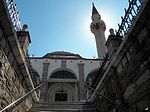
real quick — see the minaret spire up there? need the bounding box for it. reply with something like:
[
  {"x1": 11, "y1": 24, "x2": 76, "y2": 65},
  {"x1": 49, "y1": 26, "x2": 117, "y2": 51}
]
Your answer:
[
  {"x1": 92, "y1": 3, "x2": 100, "y2": 16},
  {"x1": 90, "y1": 3, "x2": 107, "y2": 59}
]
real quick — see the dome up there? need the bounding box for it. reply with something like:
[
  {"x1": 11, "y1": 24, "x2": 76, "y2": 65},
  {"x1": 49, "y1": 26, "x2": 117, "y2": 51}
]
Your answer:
[{"x1": 43, "y1": 51, "x2": 82, "y2": 59}]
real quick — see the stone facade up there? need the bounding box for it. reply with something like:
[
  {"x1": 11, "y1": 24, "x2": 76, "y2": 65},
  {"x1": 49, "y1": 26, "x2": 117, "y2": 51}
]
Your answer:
[
  {"x1": 1, "y1": 0, "x2": 150, "y2": 111},
  {"x1": 0, "y1": 0, "x2": 38, "y2": 111},
  {"x1": 89, "y1": 0, "x2": 150, "y2": 112},
  {"x1": 0, "y1": 48, "x2": 32, "y2": 111},
  {"x1": 30, "y1": 52, "x2": 102, "y2": 102}
]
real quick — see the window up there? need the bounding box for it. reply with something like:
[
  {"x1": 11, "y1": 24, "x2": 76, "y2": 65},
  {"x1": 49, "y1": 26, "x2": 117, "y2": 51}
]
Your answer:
[{"x1": 61, "y1": 60, "x2": 66, "y2": 68}]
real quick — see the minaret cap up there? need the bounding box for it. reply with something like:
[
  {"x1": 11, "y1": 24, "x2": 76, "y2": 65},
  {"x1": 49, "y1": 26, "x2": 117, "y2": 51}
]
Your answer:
[{"x1": 92, "y1": 3, "x2": 100, "y2": 16}]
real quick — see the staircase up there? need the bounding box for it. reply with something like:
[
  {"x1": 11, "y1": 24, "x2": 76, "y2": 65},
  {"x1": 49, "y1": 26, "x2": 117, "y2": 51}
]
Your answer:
[{"x1": 30, "y1": 101, "x2": 96, "y2": 112}]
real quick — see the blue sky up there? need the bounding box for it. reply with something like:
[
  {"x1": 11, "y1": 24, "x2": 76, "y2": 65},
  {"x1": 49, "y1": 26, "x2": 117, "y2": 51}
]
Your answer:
[{"x1": 14, "y1": 0, "x2": 128, "y2": 58}]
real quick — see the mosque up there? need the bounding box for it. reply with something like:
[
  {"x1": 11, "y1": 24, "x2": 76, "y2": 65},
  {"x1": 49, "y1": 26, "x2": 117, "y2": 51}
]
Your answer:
[
  {"x1": 0, "y1": 0, "x2": 150, "y2": 112},
  {"x1": 30, "y1": 4, "x2": 106, "y2": 103}
]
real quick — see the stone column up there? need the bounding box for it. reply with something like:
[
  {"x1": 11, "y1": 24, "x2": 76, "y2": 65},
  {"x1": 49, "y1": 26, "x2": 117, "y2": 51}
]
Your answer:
[
  {"x1": 40, "y1": 63, "x2": 50, "y2": 101},
  {"x1": 74, "y1": 82, "x2": 78, "y2": 101},
  {"x1": 78, "y1": 63, "x2": 86, "y2": 101}
]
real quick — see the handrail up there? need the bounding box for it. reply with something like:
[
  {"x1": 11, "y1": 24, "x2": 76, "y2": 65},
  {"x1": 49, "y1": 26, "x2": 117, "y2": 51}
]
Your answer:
[
  {"x1": 5, "y1": 0, "x2": 21, "y2": 31},
  {"x1": 116, "y1": 0, "x2": 143, "y2": 37},
  {"x1": 91, "y1": 53, "x2": 109, "y2": 89},
  {"x1": 0, "y1": 81, "x2": 47, "y2": 112},
  {"x1": 85, "y1": 84, "x2": 130, "y2": 112}
]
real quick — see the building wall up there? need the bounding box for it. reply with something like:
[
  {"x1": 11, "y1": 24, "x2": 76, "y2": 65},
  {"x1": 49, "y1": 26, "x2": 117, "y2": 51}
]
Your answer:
[
  {"x1": 30, "y1": 57, "x2": 102, "y2": 102},
  {"x1": 0, "y1": 47, "x2": 32, "y2": 111},
  {"x1": 0, "y1": 0, "x2": 38, "y2": 111},
  {"x1": 30, "y1": 58, "x2": 102, "y2": 81}
]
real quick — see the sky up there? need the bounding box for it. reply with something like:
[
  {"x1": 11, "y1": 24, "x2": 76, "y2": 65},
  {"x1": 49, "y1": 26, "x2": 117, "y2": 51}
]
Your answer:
[{"x1": 14, "y1": 0, "x2": 128, "y2": 59}]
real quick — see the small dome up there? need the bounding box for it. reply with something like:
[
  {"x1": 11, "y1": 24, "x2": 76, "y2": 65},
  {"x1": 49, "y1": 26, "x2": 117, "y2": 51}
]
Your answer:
[{"x1": 43, "y1": 51, "x2": 82, "y2": 59}]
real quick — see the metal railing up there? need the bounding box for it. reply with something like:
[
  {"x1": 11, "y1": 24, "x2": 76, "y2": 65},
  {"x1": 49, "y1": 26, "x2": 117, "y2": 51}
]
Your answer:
[
  {"x1": 91, "y1": 54, "x2": 109, "y2": 90},
  {"x1": 0, "y1": 81, "x2": 47, "y2": 112},
  {"x1": 90, "y1": 0, "x2": 144, "y2": 89},
  {"x1": 85, "y1": 84, "x2": 129, "y2": 112},
  {"x1": 26, "y1": 52, "x2": 40, "y2": 87},
  {"x1": 5, "y1": 0, "x2": 21, "y2": 31},
  {"x1": 116, "y1": 0, "x2": 144, "y2": 37}
]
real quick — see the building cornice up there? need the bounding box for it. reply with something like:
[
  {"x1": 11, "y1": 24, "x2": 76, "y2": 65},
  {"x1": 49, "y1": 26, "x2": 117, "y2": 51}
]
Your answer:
[{"x1": 30, "y1": 57, "x2": 103, "y2": 61}]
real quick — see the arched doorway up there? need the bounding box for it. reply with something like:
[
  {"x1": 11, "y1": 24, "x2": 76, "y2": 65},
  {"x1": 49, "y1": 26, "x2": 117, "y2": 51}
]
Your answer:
[
  {"x1": 48, "y1": 70, "x2": 78, "y2": 102},
  {"x1": 48, "y1": 83, "x2": 75, "y2": 102}
]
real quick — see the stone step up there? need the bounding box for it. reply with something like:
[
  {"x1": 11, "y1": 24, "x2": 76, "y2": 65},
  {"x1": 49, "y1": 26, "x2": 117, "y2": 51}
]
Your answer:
[{"x1": 30, "y1": 101, "x2": 96, "y2": 112}]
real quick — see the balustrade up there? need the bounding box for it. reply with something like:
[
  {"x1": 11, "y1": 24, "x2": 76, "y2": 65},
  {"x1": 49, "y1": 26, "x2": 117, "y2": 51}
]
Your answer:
[
  {"x1": 6, "y1": 0, "x2": 21, "y2": 31},
  {"x1": 116, "y1": 0, "x2": 143, "y2": 37}
]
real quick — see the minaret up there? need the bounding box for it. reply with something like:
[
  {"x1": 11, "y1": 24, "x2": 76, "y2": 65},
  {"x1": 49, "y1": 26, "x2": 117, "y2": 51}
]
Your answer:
[{"x1": 90, "y1": 3, "x2": 107, "y2": 59}]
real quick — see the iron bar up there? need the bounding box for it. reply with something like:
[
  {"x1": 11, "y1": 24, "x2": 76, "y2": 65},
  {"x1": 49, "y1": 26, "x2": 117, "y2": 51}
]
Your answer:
[
  {"x1": 132, "y1": 5, "x2": 137, "y2": 15},
  {"x1": 0, "y1": 81, "x2": 47, "y2": 112},
  {"x1": 85, "y1": 84, "x2": 130, "y2": 112},
  {"x1": 138, "y1": 0, "x2": 143, "y2": 4},
  {"x1": 5, "y1": 0, "x2": 21, "y2": 31},
  {"x1": 116, "y1": 0, "x2": 143, "y2": 37}
]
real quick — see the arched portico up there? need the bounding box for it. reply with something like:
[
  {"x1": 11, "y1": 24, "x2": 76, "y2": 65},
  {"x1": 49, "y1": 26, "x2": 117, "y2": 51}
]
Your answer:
[
  {"x1": 48, "y1": 68, "x2": 78, "y2": 80},
  {"x1": 48, "y1": 83, "x2": 75, "y2": 102},
  {"x1": 47, "y1": 69, "x2": 78, "y2": 102},
  {"x1": 86, "y1": 69, "x2": 98, "y2": 85}
]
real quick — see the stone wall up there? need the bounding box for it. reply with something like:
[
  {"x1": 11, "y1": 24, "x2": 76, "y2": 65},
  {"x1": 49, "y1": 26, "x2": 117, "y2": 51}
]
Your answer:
[
  {"x1": 90, "y1": 0, "x2": 150, "y2": 112},
  {"x1": 0, "y1": 47, "x2": 32, "y2": 111},
  {"x1": 0, "y1": 0, "x2": 38, "y2": 111}
]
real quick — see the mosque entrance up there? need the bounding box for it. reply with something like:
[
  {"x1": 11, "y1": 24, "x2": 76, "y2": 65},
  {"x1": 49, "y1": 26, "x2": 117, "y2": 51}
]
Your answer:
[
  {"x1": 48, "y1": 69, "x2": 78, "y2": 102},
  {"x1": 55, "y1": 91, "x2": 68, "y2": 101}
]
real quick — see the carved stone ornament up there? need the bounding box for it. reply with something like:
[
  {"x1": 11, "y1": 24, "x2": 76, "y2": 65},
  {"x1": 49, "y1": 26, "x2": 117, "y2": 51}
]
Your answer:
[{"x1": 90, "y1": 20, "x2": 106, "y2": 33}]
